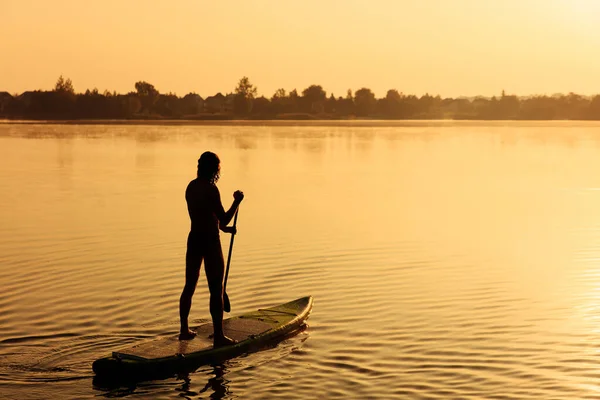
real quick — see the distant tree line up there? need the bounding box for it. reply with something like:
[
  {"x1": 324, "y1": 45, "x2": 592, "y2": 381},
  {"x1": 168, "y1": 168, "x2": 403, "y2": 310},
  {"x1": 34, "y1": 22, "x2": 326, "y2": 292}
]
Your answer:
[{"x1": 2, "y1": 76, "x2": 600, "y2": 120}]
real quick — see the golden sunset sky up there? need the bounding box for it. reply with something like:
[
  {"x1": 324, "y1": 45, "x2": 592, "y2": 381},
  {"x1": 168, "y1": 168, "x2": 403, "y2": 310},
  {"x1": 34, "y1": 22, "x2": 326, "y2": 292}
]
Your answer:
[{"x1": 1, "y1": 0, "x2": 600, "y2": 98}]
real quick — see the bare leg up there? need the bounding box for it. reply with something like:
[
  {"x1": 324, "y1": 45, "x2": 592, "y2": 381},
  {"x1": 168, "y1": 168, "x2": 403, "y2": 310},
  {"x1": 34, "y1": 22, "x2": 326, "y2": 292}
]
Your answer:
[
  {"x1": 179, "y1": 249, "x2": 201, "y2": 340},
  {"x1": 204, "y1": 240, "x2": 236, "y2": 347}
]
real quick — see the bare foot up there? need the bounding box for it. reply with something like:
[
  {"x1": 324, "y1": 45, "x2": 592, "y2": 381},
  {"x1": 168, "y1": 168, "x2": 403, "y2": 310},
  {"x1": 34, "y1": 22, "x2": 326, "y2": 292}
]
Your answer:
[
  {"x1": 179, "y1": 329, "x2": 197, "y2": 340},
  {"x1": 213, "y1": 335, "x2": 237, "y2": 347}
]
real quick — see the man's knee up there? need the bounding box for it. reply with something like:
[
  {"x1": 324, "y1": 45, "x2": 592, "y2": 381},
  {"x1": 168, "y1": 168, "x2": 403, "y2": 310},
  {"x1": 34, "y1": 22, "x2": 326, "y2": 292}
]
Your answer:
[
  {"x1": 208, "y1": 284, "x2": 223, "y2": 298},
  {"x1": 182, "y1": 283, "x2": 197, "y2": 297}
]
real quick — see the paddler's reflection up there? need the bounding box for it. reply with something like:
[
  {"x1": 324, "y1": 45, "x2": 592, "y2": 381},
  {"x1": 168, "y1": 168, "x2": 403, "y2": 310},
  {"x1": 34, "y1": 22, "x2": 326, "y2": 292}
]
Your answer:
[{"x1": 177, "y1": 364, "x2": 230, "y2": 400}]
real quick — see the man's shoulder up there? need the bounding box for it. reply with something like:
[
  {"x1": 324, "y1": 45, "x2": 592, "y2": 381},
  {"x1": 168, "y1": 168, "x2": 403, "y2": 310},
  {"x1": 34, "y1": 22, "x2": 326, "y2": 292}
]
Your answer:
[
  {"x1": 186, "y1": 178, "x2": 197, "y2": 191},
  {"x1": 185, "y1": 179, "x2": 199, "y2": 198},
  {"x1": 186, "y1": 179, "x2": 218, "y2": 196}
]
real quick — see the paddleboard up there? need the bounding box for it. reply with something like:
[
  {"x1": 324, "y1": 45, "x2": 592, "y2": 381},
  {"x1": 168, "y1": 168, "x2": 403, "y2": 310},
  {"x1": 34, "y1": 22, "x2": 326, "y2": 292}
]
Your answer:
[{"x1": 92, "y1": 296, "x2": 313, "y2": 379}]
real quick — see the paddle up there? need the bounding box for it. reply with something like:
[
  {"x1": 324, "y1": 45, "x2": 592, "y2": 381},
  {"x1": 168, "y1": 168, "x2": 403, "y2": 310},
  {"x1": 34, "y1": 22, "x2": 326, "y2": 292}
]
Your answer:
[{"x1": 223, "y1": 209, "x2": 239, "y2": 313}]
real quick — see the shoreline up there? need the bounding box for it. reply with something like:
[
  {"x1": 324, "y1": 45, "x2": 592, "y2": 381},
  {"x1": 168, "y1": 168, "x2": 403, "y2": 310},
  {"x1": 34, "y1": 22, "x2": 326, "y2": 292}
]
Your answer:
[{"x1": 2, "y1": 118, "x2": 600, "y2": 127}]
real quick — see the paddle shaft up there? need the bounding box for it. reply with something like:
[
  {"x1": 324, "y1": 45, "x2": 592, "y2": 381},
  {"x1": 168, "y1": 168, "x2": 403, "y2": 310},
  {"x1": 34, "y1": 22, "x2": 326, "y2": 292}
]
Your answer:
[{"x1": 223, "y1": 209, "x2": 238, "y2": 312}]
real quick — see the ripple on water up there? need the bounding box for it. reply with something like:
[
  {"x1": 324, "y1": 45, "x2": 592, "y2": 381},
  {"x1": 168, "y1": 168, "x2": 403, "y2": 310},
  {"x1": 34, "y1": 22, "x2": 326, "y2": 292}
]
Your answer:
[{"x1": 4, "y1": 124, "x2": 600, "y2": 398}]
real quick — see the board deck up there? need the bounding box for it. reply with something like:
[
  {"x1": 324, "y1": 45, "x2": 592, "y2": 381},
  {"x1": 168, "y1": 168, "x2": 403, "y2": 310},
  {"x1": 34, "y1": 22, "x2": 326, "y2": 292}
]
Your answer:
[
  {"x1": 93, "y1": 296, "x2": 313, "y2": 379},
  {"x1": 116, "y1": 318, "x2": 275, "y2": 360}
]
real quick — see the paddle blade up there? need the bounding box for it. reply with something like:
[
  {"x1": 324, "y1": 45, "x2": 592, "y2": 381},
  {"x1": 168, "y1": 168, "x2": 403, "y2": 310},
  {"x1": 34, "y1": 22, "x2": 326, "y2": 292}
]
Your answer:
[{"x1": 223, "y1": 291, "x2": 231, "y2": 313}]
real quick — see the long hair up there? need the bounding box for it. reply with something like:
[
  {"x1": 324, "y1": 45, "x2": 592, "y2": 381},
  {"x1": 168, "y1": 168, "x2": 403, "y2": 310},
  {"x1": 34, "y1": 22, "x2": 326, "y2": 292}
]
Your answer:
[{"x1": 197, "y1": 151, "x2": 220, "y2": 184}]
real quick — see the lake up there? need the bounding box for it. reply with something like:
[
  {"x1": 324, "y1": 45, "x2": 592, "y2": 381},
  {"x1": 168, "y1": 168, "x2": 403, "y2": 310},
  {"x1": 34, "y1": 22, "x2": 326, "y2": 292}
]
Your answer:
[{"x1": 2, "y1": 120, "x2": 600, "y2": 399}]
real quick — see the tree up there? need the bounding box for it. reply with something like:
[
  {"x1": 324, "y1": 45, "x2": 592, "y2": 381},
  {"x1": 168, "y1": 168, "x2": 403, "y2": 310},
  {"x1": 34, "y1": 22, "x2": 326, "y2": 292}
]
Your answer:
[
  {"x1": 496, "y1": 90, "x2": 520, "y2": 119},
  {"x1": 234, "y1": 76, "x2": 257, "y2": 116},
  {"x1": 135, "y1": 81, "x2": 158, "y2": 97},
  {"x1": 325, "y1": 93, "x2": 337, "y2": 113},
  {"x1": 273, "y1": 88, "x2": 286, "y2": 100},
  {"x1": 383, "y1": 89, "x2": 402, "y2": 117},
  {"x1": 302, "y1": 85, "x2": 326, "y2": 103},
  {"x1": 354, "y1": 88, "x2": 376, "y2": 117},
  {"x1": 288, "y1": 89, "x2": 300, "y2": 113},
  {"x1": 235, "y1": 76, "x2": 258, "y2": 99},
  {"x1": 54, "y1": 75, "x2": 74, "y2": 94},
  {"x1": 335, "y1": 89, "x2": 355, "y2": 116},
  {"x1": 271, "y1": 88, "x2": 288, "y2": 115},
  {"x1": 127, "y1": 96, "x2": 142, "y2": 116},
  {"x1": 134, "y1": 81, "x2": 159, "y2": 114},
  {"x1": 386, "y1": 89, "x2": 402, "y2": 103},
  {"x1": 586, "y1": 95, "x2": 600, "y2": 120},
  {"x1": 556, "y1": 92, "x2": 587, "y2": 119},
  {"x1": 48, "y1": 75, "x2": 77, "y2": 117},
  {"x1": 301, "y1": 85, "x2": 326, "y2": 113},
  {"x1": 418, "y1": 93, "x2": 442, "y2": 118}
]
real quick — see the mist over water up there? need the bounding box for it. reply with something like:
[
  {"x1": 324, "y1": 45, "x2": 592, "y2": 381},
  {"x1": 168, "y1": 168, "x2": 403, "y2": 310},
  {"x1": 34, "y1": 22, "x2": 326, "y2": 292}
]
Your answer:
[{"x1": 2, "y1": 121, "x2": 600, "y2": 399}]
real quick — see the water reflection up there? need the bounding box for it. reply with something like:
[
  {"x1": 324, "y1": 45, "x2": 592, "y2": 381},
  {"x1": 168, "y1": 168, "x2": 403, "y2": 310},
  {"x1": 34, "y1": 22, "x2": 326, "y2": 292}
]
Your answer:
[
  {"x1": 93, "y1": 378, "x2": 137, "y2": 397},
  {"x1": 135, "y1": 142, "x2": 156, "y2": 171},
  {"x1": 234, "y1": 135, "x2": 257, "y2": 150},
  {"x1": 134, "y1": 128, "x2": 167, "y2": 143},
  {"x1": 301, "y1": 134, "x2": 326, "y2": 153},
  {"x1": 56, "y1": 139, "x2": 74, "y2": 193},
  {"x1": 93, "y1": 364, "x2": 231, "y2": 399},
  {"x1": 196, "y1": 364, "x2": 230, "y2": 399},
  {"x1": 351, "y1": 129, "x2": 375, "y2": 155},
  {"x1": 56, "y1": 138, "x2": 73, "y2": 169}
]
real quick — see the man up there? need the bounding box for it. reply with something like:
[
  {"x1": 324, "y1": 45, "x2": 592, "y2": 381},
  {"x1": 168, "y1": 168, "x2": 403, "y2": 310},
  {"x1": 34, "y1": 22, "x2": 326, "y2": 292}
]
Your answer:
[{"x1": 179, "y1": 151, "x2": 244, "y2": 347}]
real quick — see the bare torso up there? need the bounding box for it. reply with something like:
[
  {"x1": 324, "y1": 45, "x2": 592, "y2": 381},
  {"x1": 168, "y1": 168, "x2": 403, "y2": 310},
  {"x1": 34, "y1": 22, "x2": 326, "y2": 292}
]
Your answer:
[{"x1": 185, "y1": 178, "x2": 224, "y2": 238}]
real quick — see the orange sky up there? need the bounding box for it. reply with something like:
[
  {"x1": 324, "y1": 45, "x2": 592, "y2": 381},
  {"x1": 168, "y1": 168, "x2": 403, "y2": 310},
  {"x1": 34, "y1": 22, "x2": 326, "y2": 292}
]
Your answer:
[{"x1": 1, "y1": 0, "x2": 600, "y2": 98}]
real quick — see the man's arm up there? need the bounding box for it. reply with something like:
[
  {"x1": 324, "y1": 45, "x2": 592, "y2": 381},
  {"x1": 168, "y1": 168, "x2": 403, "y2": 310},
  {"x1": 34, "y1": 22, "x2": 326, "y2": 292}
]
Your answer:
[
  {"x1": 220, "y1": 225, "x2": 237, "y2": 234},
  {"x1": 212, "y1": 186, "x2": 242, "y2": 228}
]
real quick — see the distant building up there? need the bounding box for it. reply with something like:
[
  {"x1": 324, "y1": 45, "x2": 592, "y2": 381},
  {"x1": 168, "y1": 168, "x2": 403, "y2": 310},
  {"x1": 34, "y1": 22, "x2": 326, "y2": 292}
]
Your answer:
[
  {"x1": 181, "y1": 93, "x2": 204, "y2": 115},
  {"x1": 204, "y1": 93, "x2": 235, "y2": 113},
  {"x1": 204, "y1": 92, "x2": 226, "y2": 113},
  {"x1": 0, "y1": 92, "x2": 12, "y2": 114},
  {"x1": 17, "y1": 91, "x2": 37, "y2": 108}
]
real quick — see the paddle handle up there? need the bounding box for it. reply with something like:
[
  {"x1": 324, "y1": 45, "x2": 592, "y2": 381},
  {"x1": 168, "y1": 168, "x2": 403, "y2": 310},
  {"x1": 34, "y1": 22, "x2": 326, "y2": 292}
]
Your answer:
[{"x1": 223, "y1": 209, "x2": 238, "y2": 292}]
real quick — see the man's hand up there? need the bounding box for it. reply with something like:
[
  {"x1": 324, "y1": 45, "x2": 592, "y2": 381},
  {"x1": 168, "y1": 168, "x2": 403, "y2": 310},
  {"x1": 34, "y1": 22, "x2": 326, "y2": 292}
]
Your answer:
[
  {"x1": 233, "y1": 190, "x2": 244, "y2": 202},
  {"x1": 221, "y1": 226, "x2": 237, "y2": 235}
]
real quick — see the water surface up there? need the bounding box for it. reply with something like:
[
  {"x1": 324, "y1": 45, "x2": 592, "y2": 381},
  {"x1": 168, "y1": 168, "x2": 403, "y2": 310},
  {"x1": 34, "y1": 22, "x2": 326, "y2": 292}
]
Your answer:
[{"x1": 2, "y1": 121, "x2": 600, "y2": 399}]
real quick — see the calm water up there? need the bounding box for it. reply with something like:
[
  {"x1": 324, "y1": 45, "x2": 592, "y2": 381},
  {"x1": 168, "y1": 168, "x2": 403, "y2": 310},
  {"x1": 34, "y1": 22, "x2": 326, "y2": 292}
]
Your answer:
[{"x1": 2, "y1": 121, "x2": 600, "y2": 399}]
